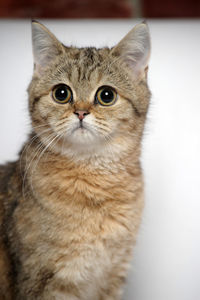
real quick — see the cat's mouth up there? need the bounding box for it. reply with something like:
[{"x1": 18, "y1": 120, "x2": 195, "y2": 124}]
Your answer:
[
  {"x1": 72, "y1": 121, "x2": 89, "y2": 133},
  {"x1": 79, "y1": 121, "x2": 84, "y2": 129},
  {"x1": 63, "y1": 120, "x2": 100, "y2": 146}
]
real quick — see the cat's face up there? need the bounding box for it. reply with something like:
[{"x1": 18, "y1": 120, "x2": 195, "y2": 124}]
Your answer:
[{"x1": 28, "y1": 22, "x2": 150, "y2": 157}]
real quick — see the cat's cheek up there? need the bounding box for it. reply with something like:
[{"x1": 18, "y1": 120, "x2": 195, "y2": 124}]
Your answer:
[{"x1": 34, "y1": 96, "x2": 54, "y2": 123}]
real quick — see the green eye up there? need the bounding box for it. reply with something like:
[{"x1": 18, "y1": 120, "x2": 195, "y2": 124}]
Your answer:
[
  {"x1": 52, "y1": 84, "x2": 73, "y2": 104},
  {"x1": 95, "y1": 86, "x2": 117, "y2": 106}
]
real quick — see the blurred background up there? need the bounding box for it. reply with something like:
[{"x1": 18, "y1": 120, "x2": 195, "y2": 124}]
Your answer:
[
  {"x1": 0, "y1": 1, "x2": 200, "y2": 300},
  {"x1": 0, "y1": 0, "x2": 200, "y2": 18}
]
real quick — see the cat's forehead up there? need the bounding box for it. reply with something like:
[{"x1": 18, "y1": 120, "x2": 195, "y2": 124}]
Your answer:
[
  {"x1": 52, "y1": 46, "x2": 116, "y2": 98},
  {"x1": 65, "y1": 46, "x2": 110, "y2": 64},
  {"x1": 67, "y1": 47, "x2": 106, "y2": 83},
  {"x1": 38, "y1": 45, "x2": 132, "y2": 102},
  {"x1": 65, "y1": 46, "x2": 111, "y2": 82}
]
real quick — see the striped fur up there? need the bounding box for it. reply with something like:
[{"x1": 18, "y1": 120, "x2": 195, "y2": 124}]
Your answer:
[{"x1": 0, "y1": 22, "x2": 151, "y2": 299}]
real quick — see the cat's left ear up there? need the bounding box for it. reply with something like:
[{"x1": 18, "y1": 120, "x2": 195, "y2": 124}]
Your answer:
[
  {"x1": 31, "y1": 20, "x2": 65, "y2": 74},
  {"x1": 111, "y1": 22, "x2": 151, "y2": 79}
]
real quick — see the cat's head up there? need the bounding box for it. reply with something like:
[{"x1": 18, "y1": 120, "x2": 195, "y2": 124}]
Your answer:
[{"x1": 28, "y1": 21, "x2": 151, "y2": 159}]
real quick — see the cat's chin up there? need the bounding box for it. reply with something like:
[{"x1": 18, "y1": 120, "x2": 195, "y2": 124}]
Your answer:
[
  {"x1": 56, "y1": 141, "x2": 106, "y2": 160},
  {"x1": 51, "y1": 132, "x2": 130, "y2": 164},
  {"x1": 67, "y1": 126, "x2": 99, "y2": 144},
  {"x1": 50, "y1": 128, "x2": 105, "y2": 157}
]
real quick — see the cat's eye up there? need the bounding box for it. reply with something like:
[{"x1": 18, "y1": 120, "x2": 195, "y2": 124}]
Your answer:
[
  {"x1": 52, "y1": 84, "x2": 73, "y2": 104},
  {"x1": 95, "y1": 86, "x2": 117, "y2": 106}
]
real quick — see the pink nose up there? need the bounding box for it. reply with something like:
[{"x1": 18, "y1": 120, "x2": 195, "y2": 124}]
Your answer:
[{"x1": 74, "y1": 110, "x2": 90, "y2": 121}]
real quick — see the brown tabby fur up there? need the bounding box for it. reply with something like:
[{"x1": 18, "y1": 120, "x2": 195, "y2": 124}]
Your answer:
[{"x1": 0, "y1": 22, "x2": 151, "y2": 299}]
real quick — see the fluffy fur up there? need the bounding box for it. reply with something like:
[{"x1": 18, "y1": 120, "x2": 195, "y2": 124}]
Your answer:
[{"x1": 0, "y1": 21, "x2": 151, "y2": 299}]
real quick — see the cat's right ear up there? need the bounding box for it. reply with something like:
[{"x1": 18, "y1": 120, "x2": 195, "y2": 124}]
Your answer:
[
  {"x1": 31, "y1": 20, "x2": 64, "y2": 74},
  {"x1": 111, "y1": 22, "x2": 151, "y2": 79}
]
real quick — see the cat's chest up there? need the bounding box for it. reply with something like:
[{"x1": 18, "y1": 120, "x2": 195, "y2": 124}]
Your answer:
[
  {"x1": 46, "y1": 207, "x2": 135, "y2": 288},
  {"x1": 27, "y1": 157, "x2": 141, "y2": 243},
  {"x1": 32, "y1": 158, "x2": 135, "y2": 208},
  {"x1": 31, "y1": 166, "x2": 138, "y2": 240},
  {"x1": 29, "y1": 160, "x2": 141, "y2": 245},
  {"x1": 17, "y1": 162, "x2": 142, "y2": 292}
]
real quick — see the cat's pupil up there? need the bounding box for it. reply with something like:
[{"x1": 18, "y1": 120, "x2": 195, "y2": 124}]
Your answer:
[
  {"x1": 55, "y1": 86, "x2": 68, "y2": 101},
  {"x1": 100, "y1": 88, "x2": 114, "y2": 103}
]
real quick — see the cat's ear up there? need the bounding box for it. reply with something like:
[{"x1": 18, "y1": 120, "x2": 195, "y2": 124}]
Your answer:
[
  {"x1": 111, "y1": 22, "x2": 151, "y2": 79},
  {"x1": 31, "y1": 20, "x2": 64, "y2": 74}
]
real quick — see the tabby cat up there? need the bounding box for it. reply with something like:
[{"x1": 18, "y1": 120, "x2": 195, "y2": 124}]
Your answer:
[{"x1": 0, "y1": 21, "x2": 151, "y2": 299}]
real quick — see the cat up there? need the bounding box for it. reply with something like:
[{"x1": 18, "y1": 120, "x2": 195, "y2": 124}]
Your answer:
[{"x1": 0, "y1": 20, "x2": 151, "y2": 300}]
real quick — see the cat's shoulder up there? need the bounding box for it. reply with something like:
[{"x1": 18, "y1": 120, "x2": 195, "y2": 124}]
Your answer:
[
  {"x1": 0, "y1": 162, "x2": 18, "y2": 192},
  {"x1": 0, "y1": 162, "x2": 15, "y2": 299},
  {"x1": 0, "y1": 161, "x2": 21, "y2": 225}
]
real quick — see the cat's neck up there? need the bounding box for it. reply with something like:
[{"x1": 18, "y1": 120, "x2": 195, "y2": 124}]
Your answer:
[
  {"x1": 24, "y1": 133, "x2": 141, "y2": 172},
  {"x1": 22, "y1": 135, "x2": 142, "y2": 210}
]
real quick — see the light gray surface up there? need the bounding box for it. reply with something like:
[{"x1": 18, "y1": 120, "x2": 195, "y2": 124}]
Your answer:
[{"x1": 0, "y1": 19, "x2": 200, "y2": 300}]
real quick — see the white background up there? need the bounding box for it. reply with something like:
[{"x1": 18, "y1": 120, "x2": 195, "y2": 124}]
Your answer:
[{"x1": 0, "y1": 19, "x2": 200, "y2": 300}]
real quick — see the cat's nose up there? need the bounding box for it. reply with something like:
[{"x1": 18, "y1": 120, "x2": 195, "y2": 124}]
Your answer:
[{"x1": 74, "y1": 110, "x2": 90, "y2": 121}]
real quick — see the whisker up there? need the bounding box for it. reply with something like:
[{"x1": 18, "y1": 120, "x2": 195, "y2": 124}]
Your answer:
[
  {"x1": 61, "y1": 132, "x2": 67, "y2": 156},
  {"x1": 19, "y1": 127, "x2": 53, "y2": 175},
  {"x1": 22, "y1": 132, "x2": 56, "y2": 200},
  {"x1": 29, "y1": 133, "x2": 64, "y2": 197},
  {"x1": 32, "y1": 124, "x2": 49, "y2": 129},
  {"x1": 56, "y1": 119, "x2": 69, "y2": 128},
  {"x1": 94, "y1": 119, "x2": 109, "y2": 127},
  {"x1": 31, "y1": 134, "x2": 61, "y2": 174},
  {"x1": 89, "y1": 124, "x2": 116, "y2": 160}
]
